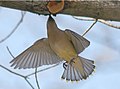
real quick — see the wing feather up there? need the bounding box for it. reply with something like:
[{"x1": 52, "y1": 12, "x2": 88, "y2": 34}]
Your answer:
[
  {"x1": 10, "y1": 38, "x2": 63, "y2": 69},
  {"x1": 65, "y1": 29, "x2": 90, "y2": 54}
]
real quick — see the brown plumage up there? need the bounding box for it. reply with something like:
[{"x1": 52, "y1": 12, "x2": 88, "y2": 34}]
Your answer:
[{"x1": 10, "y1": 15, "x2": 95, "y2": 81}]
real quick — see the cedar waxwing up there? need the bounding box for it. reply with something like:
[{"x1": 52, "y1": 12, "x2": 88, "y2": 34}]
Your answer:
[{"x1": 10, "y1": 15, "x2": 95, "y2": 81}]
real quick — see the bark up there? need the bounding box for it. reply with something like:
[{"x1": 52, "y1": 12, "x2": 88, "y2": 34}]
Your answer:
[{"x1": 0, "y1": 1, "x2": 120, "y2": 21}]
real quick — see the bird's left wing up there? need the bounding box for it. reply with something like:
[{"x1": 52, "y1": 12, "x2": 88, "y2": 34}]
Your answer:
[
  {"x1": 10, "y1": 38, "x2": 63, "y2": 69},
  {"x1": 65, "y1": 29, "x2": 90, "y2": 54}
]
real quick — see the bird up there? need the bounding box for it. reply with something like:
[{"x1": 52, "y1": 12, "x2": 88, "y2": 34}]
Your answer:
[{"x1": 10, "y1": 15, "x2": 95, "y2": 81}]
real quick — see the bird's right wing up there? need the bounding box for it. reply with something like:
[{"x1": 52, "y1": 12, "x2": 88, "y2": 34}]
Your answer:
[
  {"x1": 10, "y1": 38, "x2": 63, "y2": 69},
  {"x1": 65, "y1": 29, "x2": 90, "y2": 54}
]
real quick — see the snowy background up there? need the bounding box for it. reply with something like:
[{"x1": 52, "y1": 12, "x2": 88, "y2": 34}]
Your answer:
[{"x1": 0, "y1": 7, "x2": 120, "y2": 89}]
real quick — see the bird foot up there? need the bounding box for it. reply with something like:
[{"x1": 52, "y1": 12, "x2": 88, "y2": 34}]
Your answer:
[
  {"x1": 70, "y1": 58, "x2": 75, "y2": 66},
  {"x1": 63, "y1": 62, "x2": 68, "y2": 70},
  {"x1": 63, "y1": 58, "x2": 75, "y2": 69}
]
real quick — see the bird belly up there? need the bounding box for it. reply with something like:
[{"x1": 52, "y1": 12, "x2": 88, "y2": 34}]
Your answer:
[{"x1": 50, "y1": 40, "x2": 77, "y2": 62}]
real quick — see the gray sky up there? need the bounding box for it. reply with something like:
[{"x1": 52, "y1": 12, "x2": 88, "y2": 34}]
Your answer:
[{"x1": 0, "y1": 7, "x2": 120, "y2": 89}]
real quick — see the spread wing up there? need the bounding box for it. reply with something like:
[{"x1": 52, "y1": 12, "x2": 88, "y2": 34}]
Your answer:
[
  {"x1": 10, "y1": 38, "x2": 63, "y2": 69},
  {"x1": 65, "y1": 29, "x2": 90, "y2": 54}
]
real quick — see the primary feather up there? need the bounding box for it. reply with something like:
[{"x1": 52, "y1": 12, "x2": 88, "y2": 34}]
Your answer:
[{"x1": 10, "y1": 38, "x2": 63, "y2": 69}]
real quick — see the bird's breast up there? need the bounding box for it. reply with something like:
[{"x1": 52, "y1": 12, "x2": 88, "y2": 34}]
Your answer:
[{"x1": 49, "y1": 34, "x2": 77, "y2": 61}]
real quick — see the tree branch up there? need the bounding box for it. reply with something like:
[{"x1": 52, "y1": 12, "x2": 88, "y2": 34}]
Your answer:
[
  {"x1": 98, "y1": 19, "x2": 120, "y2": 29},
  {"x1": 82, "y1": 19, "x2": 97, "y2": 36},
  {"x1": 0, "y1": 64, "x2": 35, "y2": 89},
  {"x1": 0, "y1": 1, "x2": 120, "y2": 21},
  {"x1": 26, "y1": 63, "x2": 61, "y2": 77},
  {"x1": 6, "y1": 46, "x2": 35, "y2": 89},
  {"x1": 35, "y1": 67, "x2": 40, "y2": 89},
  {"x1": 0, "y1": 11, "x2": 26, "y2": 43},
  {"x1": 0, "y1": 64, "x2": 26, "y2": 78},
  {"x1": 73, "y1": 16, "x2": 120, "y2": 29}
]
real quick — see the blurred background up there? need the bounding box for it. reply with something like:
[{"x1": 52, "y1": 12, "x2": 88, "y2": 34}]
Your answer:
[{"x1": 0, "y1": 7, "x2": 120, "y2": 89}]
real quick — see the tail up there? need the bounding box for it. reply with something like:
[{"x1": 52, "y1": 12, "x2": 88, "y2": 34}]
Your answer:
[{"x1": 61, "y1": 56, "x2": 95, "y2": 81}]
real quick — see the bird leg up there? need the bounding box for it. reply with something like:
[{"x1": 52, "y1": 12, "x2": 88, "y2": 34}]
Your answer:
[
  {"x1": 63, "y1": 58, "x2": 76, "y2": 69},
  {"x1": 63, "y1": 61, "x2": 68, "y2": 70},
  {"x1": 70, "y1": 58, "x2": 75, "y2": 66}
]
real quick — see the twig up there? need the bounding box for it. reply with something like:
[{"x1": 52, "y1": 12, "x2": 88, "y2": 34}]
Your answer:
[
  {"x1": 0, "y1": 64, "x2": 35, "y2": 89},
  {"x1": 6, "y1": 46, "x2": 35, "y2": 89},
  {"x1": 98, "y1": 19, "x2": 120, "y2": 29},
  {"x1": 0, "y1": 11, "x2": 26, "y2": 43},
  {"x1": 25, "y1": 78, "x2": 35, "y2": 89},
  {"x1": 82, "y1": 19, "x2": 97, "y2": 36},
  {"x1": 73, "y1": 16, "x2": 120, "y2": 29},
  {"x1": 26, "y1": 63, "x2": 61, "y2": 77},
  {"x1": 6, "y1": 46, "x2": 15, "y2": 58},
  {"x1": 73, "y1": 16, "x2": 95, "y2": 21},
  {"x1": 35, "y1": 67, "x2": 40, "y2": 89},
  {"x1": 0, "y1": 64, "x2": 26, "y2": 78}
]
